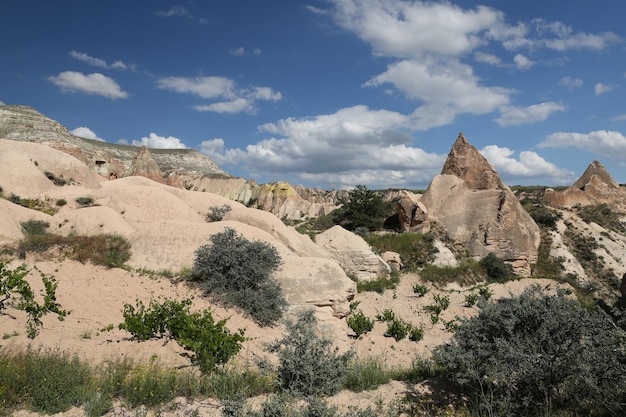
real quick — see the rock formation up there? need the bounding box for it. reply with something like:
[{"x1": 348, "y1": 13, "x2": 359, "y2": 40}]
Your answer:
[
  {"x1": 416, "y1": 133, "x2": 541, "y2": 276},
  {"x1": 315, "y1": 225, "x2": 391, "y2": 281},
  {"x1": 543, "y1": 160, "x2": 626, "y2": 208},
  {"x1": 127, "y1": 146, "x2": 166, "y2": 184}
]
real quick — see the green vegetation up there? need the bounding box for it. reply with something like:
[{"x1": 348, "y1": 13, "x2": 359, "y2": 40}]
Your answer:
[
  {"x1": 434, "y1": 285, "x2": 626, "y2": 416},
  {"x1": 191, "y1": 227, "x2": 287, "y2": 326},
  {"x1": 2, "y1": 193, "x2": 57, "y2": 215},
  {"x1": 365, "y1": 232, "x2": 438, "y2": 271},
  {"x1": 354, "y1": 272, "x2": 400, "y2": 293},
  {"x1": 265, "y1": 309, "x2": 354, "y2": 397},
  {"x1": 375, "y1": 308, "x2": 422, "y2": 342},
  {"x1": 478, "y1": 252, "x2": 516, "y2": 283},
  {"x1": 346, "y1": 303, "x2": 375, "y2": 338},
  {"x1": 0, "y1": 263, "x2": 68, "y2": 338},
  {"x1": 118, "y1": 298, "x2": 245, "y2": 373},
  {"x1": 332, "y1": 185, "x2": 394, "y2": 232},
  {"x1": 75, "y1": 196, "x2": 94, "y2": 206},
  {"x1": 18, "y1": 220, "x2": 131, "y2": 268},
  {"x1": 419, "y1": 261, "x2": 483, "y2": 286},
  {"x1": 576, "y1": 203, "x2": 626, "y2": 234},
  {"x1": 206, "y1": 204, "x2": 232, "y2": 222},
  {"x1": 412, "y1": 283, "x2": 429, "y2": 297},
  {"x1": 44, "y1": 171, "x2": 69, "y2": 186}
]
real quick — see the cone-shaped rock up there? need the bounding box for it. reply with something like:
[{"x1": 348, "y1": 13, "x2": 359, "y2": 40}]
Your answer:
[
  {"x1": 543, "y1": 160, "x2": 624, "y2": 207},
  {"x1": 127, "y1": 146, "x2": 165, "y2": 183},
  {"x1": 418, "y1": 133, "x2": 540, "y2": 276},
  {"x1": 441, "y1": 133, "x2": 504, "y2": 190}
]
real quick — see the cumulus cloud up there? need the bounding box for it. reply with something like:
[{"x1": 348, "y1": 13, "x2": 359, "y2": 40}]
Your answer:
[
  {"x1": 513, "y1": 54, "x2": 534, "y2": 70},
  {"x1": 559, "y1": 76, "x2": 583, "y2": 90},
  {"x1": 594, "y1": 83, "x2": 615, "y2": 95},
  {"x1": 48, "y1": 71, "x2": 128, "y2": 99},
  {"x1": 123, "y1": 133, "x2": 188, "y2": 149},
  {"x1": 480, "y1": 145, "x2": 575, "y2": 183},
  {"x1": 69, "y1": 51, "x2": 129, "y2": 70},
  {"x1": 495, "y1": 102, "x2": 565, "y2": 126},
  {"x1": 474, "y1": 51, "x2": 502, "y2": 66},
  {"x1": 199, "y1": 105, "x2": 446, "y2": 189},
  {"x1": 70, "y1": 126, "x2": 104, "y2": 141},
  {"x1": 156, "y1": 6, "x2": 191, "y2": 18},
  {"x1": 229, "y1": 47, "x2": 263, "y2": 56},
  {"x1": 539, "y1": 130, "x2": 626, "y2": 162},
  {"x1": 158, "y1": 76, "x2": 281, "y2": 114}
]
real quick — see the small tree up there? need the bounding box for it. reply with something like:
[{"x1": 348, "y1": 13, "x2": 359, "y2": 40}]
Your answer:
[
  {"x1": 267, "y1": 309, "x2": 354, "y2": 397},
  {"x1": 119, "y1": 298, "x2": 245, "y2": 373},
  {"x1": 0, "y1": 263, "x2": 68, "y2": 338},
  {"x1": 434, "y1": 285, "x2": 626, "y2": 416},
  {"x1": 191, "y1": 227, "x2": 287, "y2": 326},
  {"x1": 479, "y1": 252, "x2": 515, "y2": 283},
  {"x1": 332, "y1": 185, "x2": 393, "y2": 232}
]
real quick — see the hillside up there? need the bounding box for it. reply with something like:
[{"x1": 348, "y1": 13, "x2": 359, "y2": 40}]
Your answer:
[{"x1": 2, "y1": 114, "x2": 626, "y2": 415}]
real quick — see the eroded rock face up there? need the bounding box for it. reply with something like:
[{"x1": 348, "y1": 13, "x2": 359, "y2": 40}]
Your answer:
[
  {"x1": 127, "y1": 146, "x2": 165, "y2": 184},
  {"x1": 543, "y1": 160, "x2": 626, "y2": 208},
  {"x1": 418, "y1": 133, "x2": 540, "y2": 276},
  {"x1": 315, "y1": 225, "x2": 391, "y2": 281}
]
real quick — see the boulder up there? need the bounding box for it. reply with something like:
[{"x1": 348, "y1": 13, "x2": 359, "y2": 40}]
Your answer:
[
  {"x1": 382, "y1": 251, "x2": 402, "y2": 272},
  {"x1": 418, "y1": 133, "x2": 540, "y2": 276},
  {"x1": 315, "y1": 225, "x2": 391, "y2": 281}
]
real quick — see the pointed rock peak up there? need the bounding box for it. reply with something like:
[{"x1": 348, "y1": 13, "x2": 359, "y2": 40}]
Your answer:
[
  {"x1": 572, "y1": 160, "x2": 618, "y2": 190},
  {"x1": 441, "y1": 132, "x2": 504, "y2": 190},
  {"x1": 128, "y1": 145, "x2": 165, "y2": 183}
]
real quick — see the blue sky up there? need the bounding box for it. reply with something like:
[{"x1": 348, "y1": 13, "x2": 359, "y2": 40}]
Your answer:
[{"x1": 1, "y1": 1, "x2": 625, "y2": 190}]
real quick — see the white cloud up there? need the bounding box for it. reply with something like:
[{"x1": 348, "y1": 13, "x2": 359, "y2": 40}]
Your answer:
[
  {"x1": 48, "y1": 71, "x2": 128, "y2": 99},
  {"x1": 613, "y1": 114, "x2": 626, "y2": 121},
  {"x1": 364, "y1": 58, "x2": 511, "y2": 129},
  {"x1": 495, "y1": 102, "x2": 565, "y2": 126},
  {"x1": 70, "y1": 126, "x2": 104, "y2": 141},
  {"x1": 201, "y1": 105, "x2": 446, "y2": 189},
  {"x1": 230, "y1": 47, "x2": 246, "y2": 56},
  {"x1": 539, "y1": 130, "x2": 626, "y2": 162},
  {"x1": 594, "y1": 83, "x2": 615, "y2": 95},
  {"x1": 513, "y1": 54, "x2": 534, "y2": 70},
  {"x1": 156, "y1": 6, "x2": 191, "y2": 18},
  {"x1": 194, "y1": 98, "x2": 253, "y2": 114},
  {"x1": 126, "y1": 133, "x2": 188, "y2": 149},
  {"x1": 158, "y1": 76, "x2": 281, "y2": 114},
  {"x1": 69, "y1": 51, "x2": 129, "y2": 71},
  {"x1": 480, "y1": 145, "x2": 574, "y2": 183},
  {"x1": 559, "y1": 76, "x2": 583, "y2": 90},
  {"x1": 157, "y1": 76, "x2": 234, "y2": 99},
  {"x1": 474, "y1": 51, "x2": 501, "y2": 66}
]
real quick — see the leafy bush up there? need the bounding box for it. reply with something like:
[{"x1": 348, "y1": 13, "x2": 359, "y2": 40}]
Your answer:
[
  {"x1": 20, "y1": 219, "x2": 50, "y2": 236},
  {"x1": 355, "y1": 273, "x2": 399, "y2": 294},
  {"x1": 479, "y1": 252, "x2": 515, "y2": 283},
  {"x1": 55, "y1": 198, "x2": 67, "y2": 207},
  {"x1": 365, "y1": 232, "x2": 438, "y2": 270},
  {"x1": 528, "y1": 206, "x2": 561, "y2": 230},
  {"x1": 346, "y1": 310, "x2": 374, "y2": 338},
  {"x1": 408, "y1": 326, "x2": 424, "y2": 342},
  {"x1": 206, "y1": 204, "x2": 232, "y2": 222},
  {"x1": 118, "y1": 298, "x2": 245, "y2": 373},
  {"x1": 191, "y1": 227, "x2": 287, "y2": 326},
  {"x1": 332, "y1": 185, "x2": 393, "y2": 232},
  {"x1": 266, "y1": 309, "x2": 354, "y2": 397},
  {"x1": 375, "y1": 309, "x2": 395, "y2": 322},
  {"x1": 44, "y1": 171, "x2": 68, "y2": 186},
  {"x1": 419, "y1": 261, "x2": 484, "y2": 286},
  {"x1": 0, "y1": 263, "x2": 68, "y2": 338},
  {"x1": 75, "y1": 196, "x2": 94, "y2": 206},
  {"x1": 412, "y1": 283, "x2": 429, "y2": 297},
  {"x1": 464, "y1": 293, "x2": 478, "y2": 307},
  {"x1": 384, "y1": 318, "x2": 412, "y2": 341},
  {"x1": 577, "y1": 203, "x2": 626, "y2": 234},
  {"x1": 434, "y1": 285, "x2": 626, "y2": 416}
]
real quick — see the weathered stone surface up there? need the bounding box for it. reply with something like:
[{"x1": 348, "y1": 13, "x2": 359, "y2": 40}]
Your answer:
[
  {"x1": 396, "y1": 191, "x2": 428, "y2": 232},
  {"x1": 382, "y1": 251, "x2": 402, "y2": 272},
  {"x1": 127, "y1": 146, "x2": 166, "y2": 184},
  {"x1": 315, "y1": 225, "x2": 391, "y2": 281},
  {"x1": 543, "y1": 160, "x2": 626, "y2": 208},
  {"x1": 418, "y1": 133, "x2": 540, "y2": 276}
]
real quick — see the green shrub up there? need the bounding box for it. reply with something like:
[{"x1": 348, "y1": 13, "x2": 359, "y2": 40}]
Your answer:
[
  {"x1": 464, "y1": 293, "x2": 478, "y2": 307},
  {"x1": 191, "y1": 227, "x2": 286, "y2": 326},
  {"x1": 365, "y1": 233, "x2": 438, "y2": 270},
  {"x1": 75, "y1": 196, "x2": 94, "y2": 206},
  {"x1": 434, "y1": 285, "x2": 626, "y2": 416},
  {"x1": 419, "y1": 261, "x2": 484, "y2": 286},
  {"x1": 118, "y1": 298, "x2": 245, "y2": 373},
  {"x1": 528, "y1": 206, "x2": 561, "y2": 230},
  {"x1": 0, "y1": 263, "x2": 68, "y2": 338},
  {"x1": 384, "y1": 318, "x2": 412, "y2": 341},
  {"x1": 20, "y1": 219, "x2": 50, "y2": 236},
  {"x1": 423, "y1": 294, "x2": 450, "y2": 317},
  {"x1": 266, "y1": 309, "x2": 354, "y2": 397},
  {"x1": 479, "y1": 252, "x2": 515, "y2": 283},
  {"x1": 355, "y1": 273, "x2": 399, "y2": 294},
  {"x1": 346, "y1": 310, "x2": 375, "y2": 338},
  {"x1": 412, "y1": 283, "x2": 429, "y2": 297},
  {"x1": 44, "y1": 171, "x2": 68, "y2": 186},
  {"x1": 56, "y1": 198, "x2": 67, "y2": 206},
  {"x1": 206, "y1": 204, "x2": 232, "y2": 222},
  {"x1": 577, "y1": 203, "x2": 626, "y2": 233},
  {"x1": 375, "y1": 309, "x2": 395, "y2": 322},
  {"x1": 332, "y1": 185, "x2": 393, "y2": 232},
  {"x1": 344, "y1": 357, "x2": 390, "y2": 392},
  {"x1": 408, "y1": 326, "x2": 424, "y2": 342}
]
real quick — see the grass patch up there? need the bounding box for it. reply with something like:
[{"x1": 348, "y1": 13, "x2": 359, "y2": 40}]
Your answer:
[
  {"x1": 18, "y1": 221, "x2": 131, "y2": 268},
  {"x1": 0, "y1": 348, "x2": 275, "y2": 415},
  {"x1": 2, "y1": 193, "x2": 57, "y2": 215},
  {"x1": 576, "y1": 203, "x2": 626, "y2": 234},
  {"x1": 354, "y1": 272, "x2": 400, "y2": 293},
  {"x1": 365, "y1": 232, "x2": 438, "y2": 271},
  {"x1": 419, "y1": 260, "x2": 484, "y2": 286}
]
